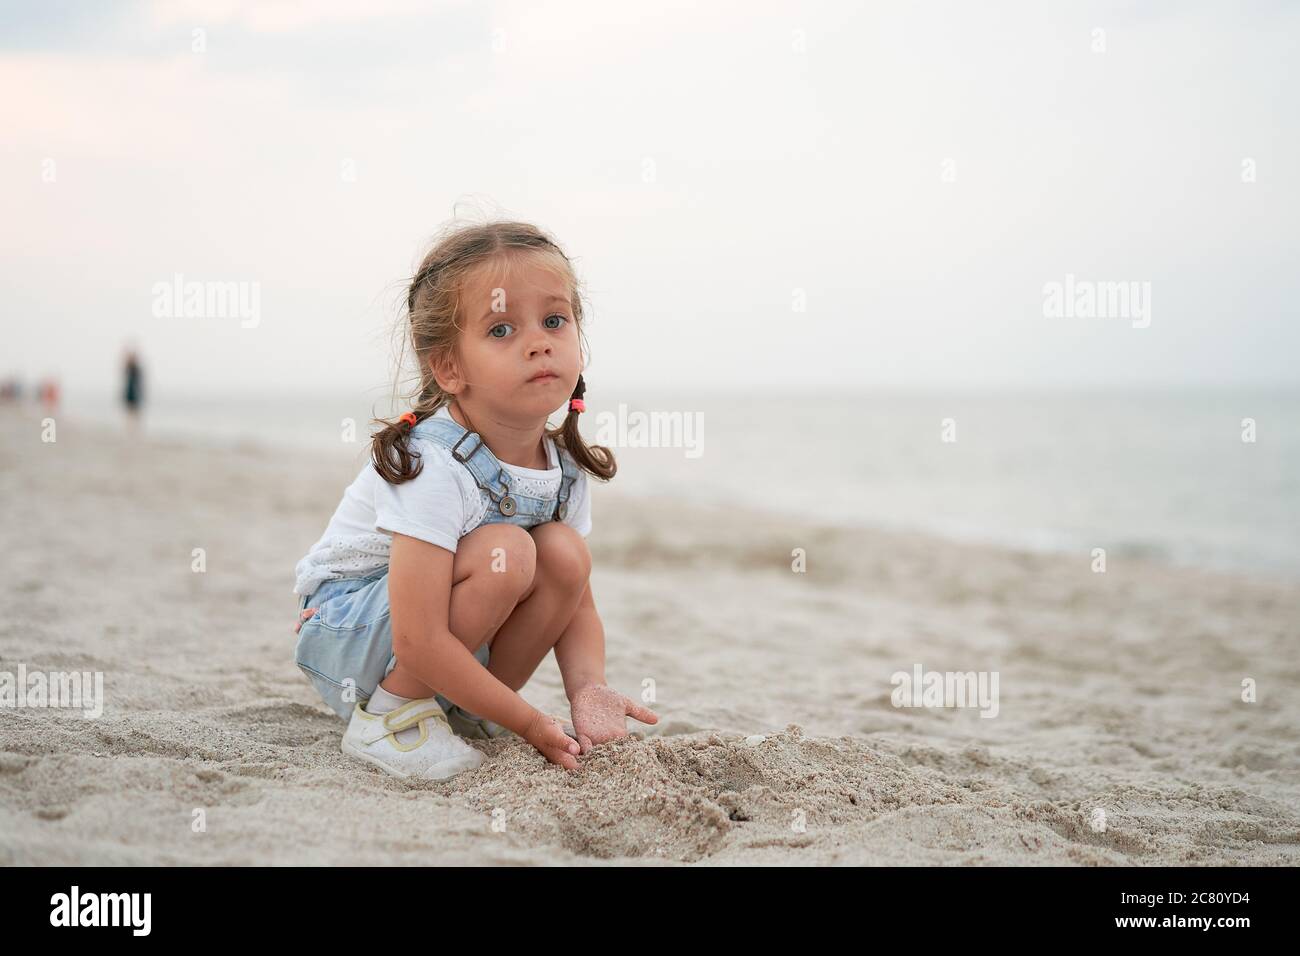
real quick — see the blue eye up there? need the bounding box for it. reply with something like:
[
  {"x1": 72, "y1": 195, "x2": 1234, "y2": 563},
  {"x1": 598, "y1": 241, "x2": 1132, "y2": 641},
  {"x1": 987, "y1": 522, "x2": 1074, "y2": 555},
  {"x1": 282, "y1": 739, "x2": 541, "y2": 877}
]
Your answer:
[{"x1": 489, "y1": 315, "x2": 565, "y2": 339}]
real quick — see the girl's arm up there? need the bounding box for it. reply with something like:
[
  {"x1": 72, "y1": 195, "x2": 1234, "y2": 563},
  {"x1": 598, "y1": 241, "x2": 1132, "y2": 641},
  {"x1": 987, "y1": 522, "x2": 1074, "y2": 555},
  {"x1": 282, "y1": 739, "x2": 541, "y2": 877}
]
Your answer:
[
  {"x1": 553, "y1": 581, "x2": 607, "y2": 699},
  {"x1": 555, "y1": 581, "x2": 659, "y2": 751},
  {"x1": 388, "y1": 533, "x2": 579, "y2": 767}
]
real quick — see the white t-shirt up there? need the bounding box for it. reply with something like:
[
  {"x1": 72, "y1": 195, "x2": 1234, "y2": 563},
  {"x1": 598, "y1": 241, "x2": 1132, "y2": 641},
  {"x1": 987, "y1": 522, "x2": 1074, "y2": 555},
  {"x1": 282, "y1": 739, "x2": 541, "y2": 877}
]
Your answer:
[{"x1": 293, "y1": 406, "x2": 591, "y2": 596}]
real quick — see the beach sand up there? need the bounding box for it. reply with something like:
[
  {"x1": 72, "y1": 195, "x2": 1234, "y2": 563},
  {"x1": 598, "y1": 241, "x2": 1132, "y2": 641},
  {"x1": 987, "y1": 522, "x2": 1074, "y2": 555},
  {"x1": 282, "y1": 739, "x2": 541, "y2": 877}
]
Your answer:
[{"x1": 2, "y1": 410, "x2": 1298, "y2": 865}]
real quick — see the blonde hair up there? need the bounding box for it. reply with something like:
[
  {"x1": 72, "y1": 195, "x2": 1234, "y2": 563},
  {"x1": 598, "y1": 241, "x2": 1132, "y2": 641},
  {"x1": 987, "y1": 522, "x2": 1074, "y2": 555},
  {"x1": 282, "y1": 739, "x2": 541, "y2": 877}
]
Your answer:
[{"x1": 370, "y1": 220, "x2": 616, "y2": 485}]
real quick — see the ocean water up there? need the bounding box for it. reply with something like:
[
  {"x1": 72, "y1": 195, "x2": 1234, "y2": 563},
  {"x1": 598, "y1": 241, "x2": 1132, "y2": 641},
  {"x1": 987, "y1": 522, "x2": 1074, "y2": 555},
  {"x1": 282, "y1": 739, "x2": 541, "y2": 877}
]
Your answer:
[
  {"x1": 602, "y1": 388, "x2": 1300, "y2": 579},
  {"x1": 46, "y1": 386, "x2": 1300, "y2": 578}
]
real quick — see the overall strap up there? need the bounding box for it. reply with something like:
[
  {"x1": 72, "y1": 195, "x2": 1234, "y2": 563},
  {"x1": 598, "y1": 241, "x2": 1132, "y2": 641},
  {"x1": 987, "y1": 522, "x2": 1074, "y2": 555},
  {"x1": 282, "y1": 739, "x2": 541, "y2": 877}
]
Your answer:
[{"x1": 553, "y1": 440, "x2": 580, "y2": 522}]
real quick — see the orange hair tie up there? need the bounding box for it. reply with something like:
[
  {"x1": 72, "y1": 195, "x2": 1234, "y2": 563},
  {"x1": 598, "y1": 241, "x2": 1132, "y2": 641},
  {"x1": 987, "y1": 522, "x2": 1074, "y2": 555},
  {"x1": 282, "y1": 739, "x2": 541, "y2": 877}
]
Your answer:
[{"x1": 399, "y1": 412, "x2": 417, "y2": 428}]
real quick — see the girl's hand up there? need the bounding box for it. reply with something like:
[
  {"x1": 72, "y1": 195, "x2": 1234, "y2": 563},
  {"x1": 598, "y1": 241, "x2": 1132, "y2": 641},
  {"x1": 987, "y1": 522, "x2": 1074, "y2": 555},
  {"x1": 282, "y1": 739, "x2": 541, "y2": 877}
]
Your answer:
[
  {"x1": 569, "y1": 684, "x2": 660, "y2": 754},
  {"x1": 293, "y1": 608, "x2": 318, "y2": 634},
  {"x1": 522, "y1": 709, "x2": 582, "y2": 771}
]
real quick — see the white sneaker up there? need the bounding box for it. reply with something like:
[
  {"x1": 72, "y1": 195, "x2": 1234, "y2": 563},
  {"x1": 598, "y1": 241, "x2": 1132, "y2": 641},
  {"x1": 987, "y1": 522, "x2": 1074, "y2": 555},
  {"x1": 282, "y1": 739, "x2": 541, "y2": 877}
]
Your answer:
[{"x1": 341, "y1": 698, "x2": 486, "y2": 780}]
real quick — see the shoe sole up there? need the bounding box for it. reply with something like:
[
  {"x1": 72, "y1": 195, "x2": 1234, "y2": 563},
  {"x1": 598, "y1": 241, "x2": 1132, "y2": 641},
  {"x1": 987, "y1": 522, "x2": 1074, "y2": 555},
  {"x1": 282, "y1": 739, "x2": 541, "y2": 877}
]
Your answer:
[{"x1": 341, "y1": 738, "x2": 485, "y2": 781}]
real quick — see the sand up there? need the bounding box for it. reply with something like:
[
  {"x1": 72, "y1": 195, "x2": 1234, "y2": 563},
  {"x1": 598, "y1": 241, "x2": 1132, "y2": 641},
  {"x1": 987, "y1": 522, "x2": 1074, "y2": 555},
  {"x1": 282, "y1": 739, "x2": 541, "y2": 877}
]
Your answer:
[{"x1": 2, "y1": 409, "x2": 1298, "y2": 865}]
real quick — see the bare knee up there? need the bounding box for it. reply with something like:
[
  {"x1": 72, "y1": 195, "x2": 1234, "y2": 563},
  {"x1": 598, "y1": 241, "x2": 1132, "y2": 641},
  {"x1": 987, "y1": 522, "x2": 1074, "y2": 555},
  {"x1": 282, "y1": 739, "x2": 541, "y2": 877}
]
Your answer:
[
  {"x1": 530, "y1": 521, "x2": 591, "y2": 593},
  {"x1": 459, "y1": 523, "x2": 536, "y2": 601}
]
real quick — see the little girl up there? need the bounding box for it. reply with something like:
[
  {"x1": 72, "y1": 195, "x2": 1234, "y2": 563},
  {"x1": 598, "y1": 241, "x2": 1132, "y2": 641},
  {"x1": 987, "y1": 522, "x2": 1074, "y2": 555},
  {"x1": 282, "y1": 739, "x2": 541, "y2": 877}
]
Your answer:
[{"x1": 292, "y1": 220, "x2": 658, "y2": 780}]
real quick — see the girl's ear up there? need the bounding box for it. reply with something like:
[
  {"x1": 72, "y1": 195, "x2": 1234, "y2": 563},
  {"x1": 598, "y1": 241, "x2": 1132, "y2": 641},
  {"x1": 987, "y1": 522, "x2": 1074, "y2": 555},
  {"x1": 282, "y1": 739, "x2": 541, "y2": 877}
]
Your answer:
[{"x1": 430, "y1": 350, "x2": 462, "y2": 395}]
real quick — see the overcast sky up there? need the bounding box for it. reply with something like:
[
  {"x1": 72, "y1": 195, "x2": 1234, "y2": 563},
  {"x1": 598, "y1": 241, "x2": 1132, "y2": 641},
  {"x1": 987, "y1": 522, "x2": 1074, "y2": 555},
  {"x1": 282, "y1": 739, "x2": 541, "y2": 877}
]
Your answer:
[{"x1": 3, "y1": 0, "x2": 1297, "y2": 397}]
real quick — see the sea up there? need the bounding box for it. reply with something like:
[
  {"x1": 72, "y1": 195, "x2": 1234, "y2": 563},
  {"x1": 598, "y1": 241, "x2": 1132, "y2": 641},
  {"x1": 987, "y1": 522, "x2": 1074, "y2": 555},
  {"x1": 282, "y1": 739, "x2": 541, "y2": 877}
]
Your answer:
[{"x1": 40, "y1": 385, "x2": 1300, "y2": 579}]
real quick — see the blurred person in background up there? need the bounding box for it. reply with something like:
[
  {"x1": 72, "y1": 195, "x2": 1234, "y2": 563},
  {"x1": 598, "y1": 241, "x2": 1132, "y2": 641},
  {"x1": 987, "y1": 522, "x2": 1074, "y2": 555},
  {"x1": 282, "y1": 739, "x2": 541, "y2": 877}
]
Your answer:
[{"x1": 123, "y1": 347, "x2": 144, "y2": 432}]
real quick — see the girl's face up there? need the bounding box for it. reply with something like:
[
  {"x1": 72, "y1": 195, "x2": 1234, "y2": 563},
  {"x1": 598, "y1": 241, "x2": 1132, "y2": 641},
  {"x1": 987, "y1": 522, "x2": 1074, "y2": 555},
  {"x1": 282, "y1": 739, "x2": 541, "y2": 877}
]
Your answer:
[{"x1": 435, "y1": 255, "x2": 583, "y2": 422}]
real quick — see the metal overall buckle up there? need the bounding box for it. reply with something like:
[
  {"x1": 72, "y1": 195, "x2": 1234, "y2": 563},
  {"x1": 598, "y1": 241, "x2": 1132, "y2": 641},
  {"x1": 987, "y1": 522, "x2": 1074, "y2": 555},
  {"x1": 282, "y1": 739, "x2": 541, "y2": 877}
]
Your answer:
[
  {"x1": 493, "y1": 469, "x2": 517, "y2": 516},
  {"x1": 553, "y1": 475, "x2": 571, "y2": 521},
  {"x1": 450, "y1": 430, "x2": 483, "y2": 464}
]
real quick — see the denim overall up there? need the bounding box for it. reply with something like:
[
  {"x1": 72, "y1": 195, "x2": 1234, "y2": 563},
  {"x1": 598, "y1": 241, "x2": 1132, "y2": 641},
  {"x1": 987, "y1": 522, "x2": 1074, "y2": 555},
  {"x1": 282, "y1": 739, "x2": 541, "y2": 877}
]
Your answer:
[
  {"x1": 294, "y1": 415, "x2": 580, "y2": 720},
  {"x1": 411, "y1": 413, "x2": 580, "y2": 527}
]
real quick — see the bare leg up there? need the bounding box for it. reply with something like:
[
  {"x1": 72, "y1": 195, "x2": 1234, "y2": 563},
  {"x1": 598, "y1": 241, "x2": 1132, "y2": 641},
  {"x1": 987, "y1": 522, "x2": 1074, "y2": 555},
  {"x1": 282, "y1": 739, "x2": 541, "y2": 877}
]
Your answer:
[
  {"x1": 379, "y1": 523, "x2": 536, "y2": 699},
  {"x1": 484, "y1": 522, "x2": 592, "y2": 692}
]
